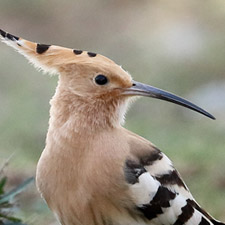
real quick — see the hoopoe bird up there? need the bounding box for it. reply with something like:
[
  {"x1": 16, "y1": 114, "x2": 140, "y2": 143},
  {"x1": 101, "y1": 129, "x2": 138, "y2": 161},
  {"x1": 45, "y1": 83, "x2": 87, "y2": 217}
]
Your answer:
[{"x1": 0, "y1": 29, "x2": 223, "y2": 225}]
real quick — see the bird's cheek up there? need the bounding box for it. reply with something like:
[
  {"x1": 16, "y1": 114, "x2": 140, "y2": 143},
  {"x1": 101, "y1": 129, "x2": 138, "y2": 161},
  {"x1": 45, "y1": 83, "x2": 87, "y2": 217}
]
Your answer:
[{"x1": 110, "y1": 88, "x2": 123, "y2": 96}]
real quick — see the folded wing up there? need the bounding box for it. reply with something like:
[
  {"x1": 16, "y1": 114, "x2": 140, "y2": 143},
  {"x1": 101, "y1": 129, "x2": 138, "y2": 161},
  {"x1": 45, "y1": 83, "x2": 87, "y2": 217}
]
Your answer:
[{"x1": 124, "y1": 146, "x2": 224, "y2": 225}]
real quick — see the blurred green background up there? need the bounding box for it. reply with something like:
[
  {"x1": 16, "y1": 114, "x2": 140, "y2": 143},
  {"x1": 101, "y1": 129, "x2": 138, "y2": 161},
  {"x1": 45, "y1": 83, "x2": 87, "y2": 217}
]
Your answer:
[{"x1": 0, "y1": 0, "x2": 225, "y2": 224}]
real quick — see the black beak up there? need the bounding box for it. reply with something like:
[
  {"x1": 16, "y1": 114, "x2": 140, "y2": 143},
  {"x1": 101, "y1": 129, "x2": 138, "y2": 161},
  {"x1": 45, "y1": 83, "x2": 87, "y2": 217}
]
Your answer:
[{"x1": 123, "y1": 81, "x2": 215, "y2": 120}]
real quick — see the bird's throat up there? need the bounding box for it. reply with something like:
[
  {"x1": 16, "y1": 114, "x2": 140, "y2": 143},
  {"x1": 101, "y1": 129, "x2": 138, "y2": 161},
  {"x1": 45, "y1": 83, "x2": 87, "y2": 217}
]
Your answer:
[{"x1": 48, "y1": 86, "x2": 129, "y2": 138}]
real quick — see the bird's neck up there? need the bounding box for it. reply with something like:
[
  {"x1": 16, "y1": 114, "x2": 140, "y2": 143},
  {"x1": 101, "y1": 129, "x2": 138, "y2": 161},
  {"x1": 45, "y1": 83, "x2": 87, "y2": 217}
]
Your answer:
[{"x1": 48, "y1": 84, "x2": 129, "y2": 139}]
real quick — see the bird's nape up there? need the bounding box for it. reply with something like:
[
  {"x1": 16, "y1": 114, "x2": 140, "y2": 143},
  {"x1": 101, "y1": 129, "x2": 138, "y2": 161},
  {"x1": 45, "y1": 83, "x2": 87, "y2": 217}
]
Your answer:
[{"x1": 123, "y1": 81, "x2": 216, "y2": 120}]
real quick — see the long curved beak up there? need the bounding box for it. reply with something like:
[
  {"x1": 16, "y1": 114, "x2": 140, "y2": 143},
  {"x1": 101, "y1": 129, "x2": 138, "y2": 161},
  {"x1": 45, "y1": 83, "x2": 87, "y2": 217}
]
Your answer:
[{"x1": 123, "y1": 81, "x2": 215, "y2": 120}]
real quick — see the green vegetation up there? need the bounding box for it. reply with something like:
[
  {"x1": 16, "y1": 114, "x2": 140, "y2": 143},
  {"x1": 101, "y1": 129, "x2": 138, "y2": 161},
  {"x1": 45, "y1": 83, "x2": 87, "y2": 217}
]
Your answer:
[{"x1": 0, "y1": 162, "x2": 33, "y2": 225}]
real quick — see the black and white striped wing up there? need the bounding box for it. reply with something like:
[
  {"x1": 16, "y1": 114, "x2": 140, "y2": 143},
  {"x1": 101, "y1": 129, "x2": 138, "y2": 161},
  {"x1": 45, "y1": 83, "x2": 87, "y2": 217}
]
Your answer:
[{"x1": 124, "y1": 147, "x2": 224, "y2": 225}]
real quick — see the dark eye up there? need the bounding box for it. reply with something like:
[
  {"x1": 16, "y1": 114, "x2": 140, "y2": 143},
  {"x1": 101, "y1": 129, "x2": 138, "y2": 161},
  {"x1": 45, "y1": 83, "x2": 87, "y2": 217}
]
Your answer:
[{"x1": 95, "y1": 74, "x2": 108, "y2": 85}]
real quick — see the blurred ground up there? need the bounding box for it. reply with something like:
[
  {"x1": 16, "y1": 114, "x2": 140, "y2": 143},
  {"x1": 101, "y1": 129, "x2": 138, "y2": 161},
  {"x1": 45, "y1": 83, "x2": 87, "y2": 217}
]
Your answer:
[{"x1": 0, "y1": 0, "x2": 225, "y2": 224}]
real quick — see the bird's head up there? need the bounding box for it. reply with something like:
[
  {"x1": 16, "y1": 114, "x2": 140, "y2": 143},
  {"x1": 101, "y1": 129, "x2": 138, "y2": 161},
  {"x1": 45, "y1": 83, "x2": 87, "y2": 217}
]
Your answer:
[
  {"x1": 0, "y1": 29, "x2": 215, "y2": 132},
  {"x1": 57, "y1": 53, "x2": 133, "y2": 100}
]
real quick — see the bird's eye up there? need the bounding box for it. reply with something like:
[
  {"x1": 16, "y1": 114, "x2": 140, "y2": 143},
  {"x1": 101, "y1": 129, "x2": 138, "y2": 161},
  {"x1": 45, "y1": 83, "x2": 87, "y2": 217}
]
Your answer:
[{"x1": 95, "y1": 74, "x2": 108, "y2": 85}]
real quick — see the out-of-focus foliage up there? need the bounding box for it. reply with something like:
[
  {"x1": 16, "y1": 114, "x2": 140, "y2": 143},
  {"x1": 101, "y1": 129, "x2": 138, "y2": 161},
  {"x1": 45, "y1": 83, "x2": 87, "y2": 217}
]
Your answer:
[
  {"x1": 0, "y1": 0, "x2": 225, "y2": 224},
  {"x1": 0, "y1": 162, "x2": 33, "y2": 225}
]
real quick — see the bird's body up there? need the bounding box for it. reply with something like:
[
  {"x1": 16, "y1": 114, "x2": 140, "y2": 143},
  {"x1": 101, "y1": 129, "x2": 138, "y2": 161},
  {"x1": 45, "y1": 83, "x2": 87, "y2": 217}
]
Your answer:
[
  {"x1": 0, "y1": 29, "x2": 223, "y2": 225},
  {"x1": 37, "y1": 124, "x2": 218, "y2": 225}
]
